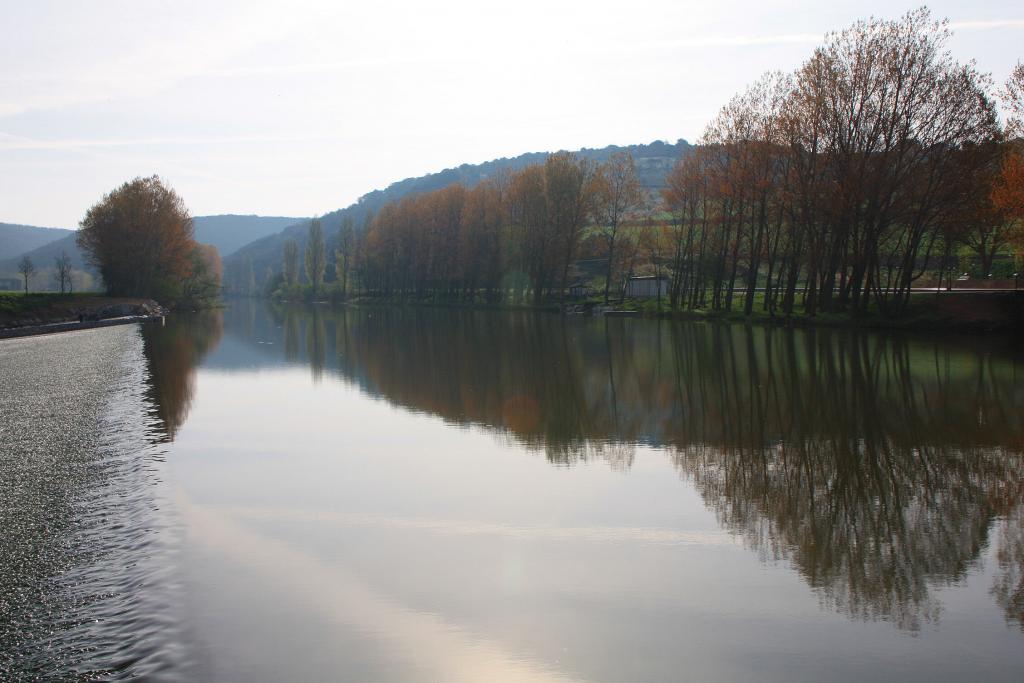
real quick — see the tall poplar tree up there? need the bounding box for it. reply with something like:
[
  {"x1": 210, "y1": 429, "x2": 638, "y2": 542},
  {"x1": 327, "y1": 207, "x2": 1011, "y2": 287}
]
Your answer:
[
  {"x1": 305, "y1": 217, "x2": 326, "y2": 295},
  {"x1": 283, "y1": 239, "x2": 299, "y2": 285}
]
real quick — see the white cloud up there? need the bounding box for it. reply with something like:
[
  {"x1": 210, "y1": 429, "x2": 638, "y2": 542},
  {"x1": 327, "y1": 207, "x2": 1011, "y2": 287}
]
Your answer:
[
  {"x1": 0, "y1": 133, "x2": 307, "y2": 151},
  {"x1": 949, "y1": 19, "x2": 1024, "y2": 31}
]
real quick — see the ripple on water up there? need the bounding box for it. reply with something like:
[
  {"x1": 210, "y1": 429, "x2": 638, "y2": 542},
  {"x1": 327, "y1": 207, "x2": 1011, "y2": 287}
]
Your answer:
[{"x1": 0, "y1": 326, "x2": 185, "y2": 682}]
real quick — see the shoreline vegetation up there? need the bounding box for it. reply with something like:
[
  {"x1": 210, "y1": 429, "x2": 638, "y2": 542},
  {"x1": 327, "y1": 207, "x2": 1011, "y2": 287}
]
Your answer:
[
  {"x1": 3, "y1": 290, "x2": 1020, "y2": 338},
  {"x1": 0, "y1": 293, "x2": 166, "y2": 338},
  {"x1": 266, "y1": 289, "x2": 1024, "y2": 333}
]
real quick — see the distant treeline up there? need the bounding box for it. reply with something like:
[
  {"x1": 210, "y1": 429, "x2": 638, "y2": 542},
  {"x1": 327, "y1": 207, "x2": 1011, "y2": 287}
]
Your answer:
[{"x1": 234, "y1": 9, "x2": 1023, "y2": 318}]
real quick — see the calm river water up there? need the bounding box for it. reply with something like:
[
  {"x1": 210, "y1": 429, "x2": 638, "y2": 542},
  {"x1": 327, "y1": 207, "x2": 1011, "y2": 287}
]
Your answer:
[{"x1": 2, "y1": 301, "x2": 1023, "y2": 681}]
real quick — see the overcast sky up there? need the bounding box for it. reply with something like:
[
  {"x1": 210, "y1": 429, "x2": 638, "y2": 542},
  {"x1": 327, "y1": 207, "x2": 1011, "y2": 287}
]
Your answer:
[{"x1": 1, "y1": 0, "x2": 1021, "y2": 228}]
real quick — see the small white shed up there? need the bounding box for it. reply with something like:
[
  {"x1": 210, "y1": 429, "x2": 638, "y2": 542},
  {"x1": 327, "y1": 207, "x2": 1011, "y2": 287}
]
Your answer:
[{"x1": 624, "y1": 275, "x2": 669, "y2": 298}]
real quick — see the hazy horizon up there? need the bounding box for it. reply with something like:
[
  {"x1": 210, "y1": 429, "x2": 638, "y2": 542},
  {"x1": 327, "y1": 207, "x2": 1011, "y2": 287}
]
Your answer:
[{"x1": 2, "y1": 0, "x2": 1022, "y2": 228}]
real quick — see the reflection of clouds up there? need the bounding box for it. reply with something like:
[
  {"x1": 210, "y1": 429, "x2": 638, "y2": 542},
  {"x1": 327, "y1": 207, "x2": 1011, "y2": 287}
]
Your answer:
[
  {"x1": 205, "y1": 504, "x2": 737, "y2": 548},
  {"x1": 179, "y1": 493, "x2": 586, "y2": 683}
]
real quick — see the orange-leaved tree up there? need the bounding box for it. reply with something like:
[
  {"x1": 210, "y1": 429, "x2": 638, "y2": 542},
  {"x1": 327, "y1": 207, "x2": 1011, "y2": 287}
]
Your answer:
[
  {"x1": 996, "y1": 64, "x2": 1024, "y2": 258},
  {"x1": 993, "y1": 149, "x2": 1024, "y2": 254},
  {"x1": 78, "y1": 175, "x2": 198, "y2": 301}
]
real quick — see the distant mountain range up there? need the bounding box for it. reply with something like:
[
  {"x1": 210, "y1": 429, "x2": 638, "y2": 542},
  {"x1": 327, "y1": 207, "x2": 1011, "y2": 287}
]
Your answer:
[
  {"x1": 193, "y1": 215, "x2": 306, "y2": 257},
  {"x1": 0, "y1": 223, "x2": 74, "y2": 262},
  {"x1": 224, "y1": 139, "x2": 693, "y2": 282},
  {"x1": 0, "y1": 214, "x2": 304, "y2": 291}
]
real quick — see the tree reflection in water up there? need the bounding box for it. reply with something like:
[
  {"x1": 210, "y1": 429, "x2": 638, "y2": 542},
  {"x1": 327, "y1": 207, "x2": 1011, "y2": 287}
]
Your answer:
[
  {"x1": 663, "y1": 324, "x2": 1024, "y2": 630},
  {"x1": 993, "y1": 494, "x2": 1024, "y2": 626},
  {"x1": 140, "y1": 310, "x2": 223, "y2": 441},
  {"x1": 195, "y1": 301, "x2": 1024, "y2": 630}
]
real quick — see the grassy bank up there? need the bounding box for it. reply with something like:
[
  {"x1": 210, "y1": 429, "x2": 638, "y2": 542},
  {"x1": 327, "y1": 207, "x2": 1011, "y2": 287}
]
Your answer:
[{"x1": 0, "y1": 292, "x2": 164, "y2": 330}]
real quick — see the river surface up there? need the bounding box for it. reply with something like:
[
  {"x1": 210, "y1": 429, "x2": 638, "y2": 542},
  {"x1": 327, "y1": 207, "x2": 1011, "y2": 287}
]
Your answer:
[{"x1": 2, "y1": 301, "x2": 1023, "y2": 681}]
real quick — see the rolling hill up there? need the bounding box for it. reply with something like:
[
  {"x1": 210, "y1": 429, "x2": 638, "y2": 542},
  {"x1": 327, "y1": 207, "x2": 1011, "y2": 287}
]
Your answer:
[
  {"x1": 0, "y1": 223, "x2": 73, "y2": 262},
  {"x1": 223, "y1": 139, "x2": 693, "y2": 285},
  {"x1": 193, "y1": 214, "x2": 305, "y2": 257}
]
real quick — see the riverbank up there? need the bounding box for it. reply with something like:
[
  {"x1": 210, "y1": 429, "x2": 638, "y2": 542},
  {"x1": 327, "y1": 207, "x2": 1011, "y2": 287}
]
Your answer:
[
  {"x1": 284, "y1": 290, "x2": 1024, "y2": 333},
  {"x1": 649, "y1": 291, "x2": 1024, "y2": 333},
  {"x1": 0, "y1": 293, "x2": 166, "y2": 339}
]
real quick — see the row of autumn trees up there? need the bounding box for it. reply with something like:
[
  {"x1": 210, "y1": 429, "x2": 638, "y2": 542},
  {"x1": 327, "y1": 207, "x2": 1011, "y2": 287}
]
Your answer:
[
  {"x1": 362, "y1": 151, "x2": 614, "y2": 304},
  {"x1": 269, "y1": 151, "x2": 651, "y2": 305},
  {"x1": 661, "y1": 9, "x2": 1024, "y2": 317},
  {"x1": 276, "y1": 9, "x2": 1023, "y2": 317}
]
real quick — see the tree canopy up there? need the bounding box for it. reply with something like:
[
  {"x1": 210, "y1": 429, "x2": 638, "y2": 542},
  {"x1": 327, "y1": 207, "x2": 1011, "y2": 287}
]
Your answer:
[{"x1": 77, "y1": 175, "x2": 220, "y2": 303}]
